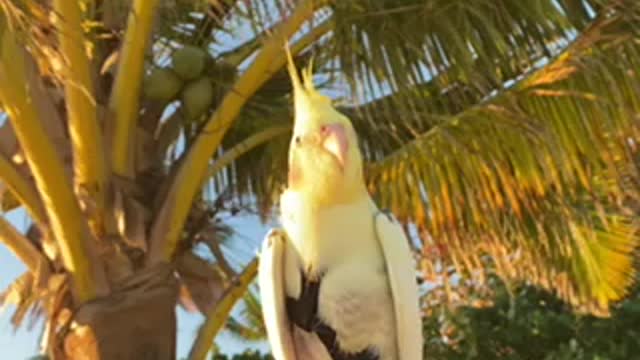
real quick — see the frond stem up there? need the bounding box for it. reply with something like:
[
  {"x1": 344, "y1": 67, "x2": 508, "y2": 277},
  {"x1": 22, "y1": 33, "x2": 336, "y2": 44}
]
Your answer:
[
  {"x1": 188, "y1": 258, "x2": 258, "y2": 360},
  {"x1": 0, "y1": 29, "x2": 108, "y2": 302},
  {"x1": 109, "y1": 0, "x2": 159, "y2": 177},
  {"x1": 53, "y1": 0, "x2": 107, "y2": 228}
]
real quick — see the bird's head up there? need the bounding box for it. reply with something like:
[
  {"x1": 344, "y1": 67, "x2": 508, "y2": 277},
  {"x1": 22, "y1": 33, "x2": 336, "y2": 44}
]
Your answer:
[{"x1": 284, "y1": 46, "x2": 366, "y2": 206}]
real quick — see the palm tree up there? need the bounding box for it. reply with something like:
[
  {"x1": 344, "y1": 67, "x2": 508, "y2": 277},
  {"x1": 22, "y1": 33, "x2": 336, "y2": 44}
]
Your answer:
[{"x1": 0, "y1": 0, "x2": 639, "y2": 359}]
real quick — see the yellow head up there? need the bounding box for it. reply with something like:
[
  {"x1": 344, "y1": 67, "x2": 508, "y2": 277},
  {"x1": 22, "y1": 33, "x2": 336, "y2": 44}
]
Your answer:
[{"x1": 284, "y1": 46, "x2": 366, "y2": 206}]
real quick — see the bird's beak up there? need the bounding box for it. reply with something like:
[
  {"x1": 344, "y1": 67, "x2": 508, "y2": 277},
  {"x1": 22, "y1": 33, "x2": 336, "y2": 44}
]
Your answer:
[
  {"x1": 295, "y1": 123, "x2": 348, "y2": 169},
  {"x1": 320, "y1": 123, "x2": 348, "y2": 169}
]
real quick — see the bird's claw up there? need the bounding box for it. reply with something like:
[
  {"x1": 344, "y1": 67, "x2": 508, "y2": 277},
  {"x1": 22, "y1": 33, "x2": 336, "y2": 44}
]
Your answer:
[{"x1": 264, "y1": 228, "x2": 286, "y2": 247}]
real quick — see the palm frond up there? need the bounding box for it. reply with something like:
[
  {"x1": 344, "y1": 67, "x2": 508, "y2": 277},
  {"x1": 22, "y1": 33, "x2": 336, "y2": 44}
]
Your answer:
[
  {"x1": 329, "y1": 0, "x2": 594, "y2": 106},
  {"x1": 367, "y1": 4, "x2": 640, "y2": 314},
  {"x1": 0, "y1": 271, "x2": 67, "y2": 333},
  {"x1": 0, "y1": 272, "x2": 37, "y2": 330},
  {"x1": 225, "y1": 286, "x2": 267, "y2": 342},
  {"x1": 189, "y1": 258, "x2": 259, "y2": 360}
]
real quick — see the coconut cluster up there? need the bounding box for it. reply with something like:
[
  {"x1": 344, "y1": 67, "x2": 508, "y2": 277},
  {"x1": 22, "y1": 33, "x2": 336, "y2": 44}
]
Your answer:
[{"x1": 144, "y1": 45, "x2": 222, "y2": 122}]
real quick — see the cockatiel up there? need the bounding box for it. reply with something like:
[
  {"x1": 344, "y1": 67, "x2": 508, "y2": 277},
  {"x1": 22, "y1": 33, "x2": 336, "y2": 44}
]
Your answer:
[{"x1": 258, "y1": 46, "x2": 423, "y2": 360}]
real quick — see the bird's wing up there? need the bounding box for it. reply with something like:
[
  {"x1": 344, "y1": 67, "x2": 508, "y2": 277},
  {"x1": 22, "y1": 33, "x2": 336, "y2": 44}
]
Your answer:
[
  {"x1": 258, "y1": 229, "x2": 332, "y2": 360},
  {"x1": 258, "y1": 229, "x2": 297, "y2": 360},
  {"x1": 374, "y1": 212, "x2": 423, "y2": 360}
]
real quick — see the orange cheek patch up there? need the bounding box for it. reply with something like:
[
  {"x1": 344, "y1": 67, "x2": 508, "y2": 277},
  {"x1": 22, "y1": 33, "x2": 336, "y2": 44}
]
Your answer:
[{"x1": 288, "y1": 159, "x2": 302, "y2": 188}]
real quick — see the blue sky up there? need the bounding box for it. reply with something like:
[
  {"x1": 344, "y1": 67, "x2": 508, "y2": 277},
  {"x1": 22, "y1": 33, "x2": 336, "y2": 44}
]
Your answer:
[{"x1": 1, "y1": 209, "x2": 272, "y2": 359}]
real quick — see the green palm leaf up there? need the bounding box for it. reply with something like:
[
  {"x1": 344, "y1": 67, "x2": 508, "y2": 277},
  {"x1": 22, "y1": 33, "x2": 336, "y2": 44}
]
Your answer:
[
  {"x1": 225, "y1": 286, "x2": 267, "y2": 342},
  {"x1": 366, "y1": 4, "x2": 640, "y2": 314}
]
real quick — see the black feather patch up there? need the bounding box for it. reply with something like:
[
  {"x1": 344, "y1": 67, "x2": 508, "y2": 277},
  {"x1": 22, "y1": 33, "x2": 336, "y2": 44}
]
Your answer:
[
  {"x1": 285, "y1": 274, "x2": 320, "y2": 332},
  {"x1": 286, "y1": 271, "x2": 380, "y2": 360}
]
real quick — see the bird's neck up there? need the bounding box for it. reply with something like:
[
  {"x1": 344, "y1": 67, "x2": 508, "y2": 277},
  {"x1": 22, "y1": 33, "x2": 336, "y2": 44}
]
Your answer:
[
  {"x1": 302, "y1": 174, "x2": 369, "y2": 207},
  {"x1": 285, "y1": 193, "x2": 376, "y2": 277}
]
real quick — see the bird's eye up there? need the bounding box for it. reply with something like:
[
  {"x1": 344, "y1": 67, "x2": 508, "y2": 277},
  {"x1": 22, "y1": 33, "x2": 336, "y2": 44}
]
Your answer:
[
  {"x1": 294, "y1": 136, "x2": 302, "y2": 145},
  {"x1": 320, "y1": 125, "x2": 328, "y2": 132}
]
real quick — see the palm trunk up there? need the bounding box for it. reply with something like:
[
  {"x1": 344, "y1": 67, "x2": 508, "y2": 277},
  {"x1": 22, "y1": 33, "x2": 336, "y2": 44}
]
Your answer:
[{"x1": 62, "y1": 264, "x2": 178, "y2": 360}]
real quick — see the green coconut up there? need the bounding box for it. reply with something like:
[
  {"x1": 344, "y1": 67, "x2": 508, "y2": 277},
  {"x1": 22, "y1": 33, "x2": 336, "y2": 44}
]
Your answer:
[
  {"x1": 143, "y1": 67, "x2": 183, "y2": 102},
  {"x1": 181, "y1": 77, "x2": 214, "y2": 121},
  {"x1": 172, "y1": 45, "x2": 207, "y2": 80}
]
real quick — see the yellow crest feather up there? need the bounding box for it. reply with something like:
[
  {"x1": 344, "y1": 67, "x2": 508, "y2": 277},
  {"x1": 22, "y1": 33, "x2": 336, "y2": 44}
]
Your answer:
[{"x1": 284, "y1": 43, "x2": 332, "y2": 114}]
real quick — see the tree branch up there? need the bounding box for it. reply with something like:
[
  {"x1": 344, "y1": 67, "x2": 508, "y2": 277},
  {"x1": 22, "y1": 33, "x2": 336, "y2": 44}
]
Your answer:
[
  {"x1": 0, "y1": 29, "x2": 108, "y2": 302},
  {"x1": 109, "y1": 0, "x2": 159, "y2": 177},
  {"x1": 53, "y1": 0, "x2": 107, "y2": 227},
  {"x1": 188, "y1": 258, "x2": 258, "y2": 360},
  {"x1": 148, "y1": 0, "x2": 328, "y2": 263}
]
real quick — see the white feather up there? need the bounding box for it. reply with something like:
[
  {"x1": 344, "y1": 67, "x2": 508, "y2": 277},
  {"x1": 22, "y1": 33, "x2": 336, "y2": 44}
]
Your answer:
[
  {"x1": 258, "y1": 230, "x2": 296, "y2": 360},
  {"x1": 259, "y1": 229, "x2": 332, "y2": 360},
  {"x1": 374, "y1": 212, "x2": 423, "y2": 360}
]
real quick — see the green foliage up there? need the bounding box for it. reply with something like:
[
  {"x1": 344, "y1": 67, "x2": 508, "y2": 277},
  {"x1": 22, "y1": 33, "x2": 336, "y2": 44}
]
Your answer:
[
  {"x1": 363, "y1": 2, "x2": 640, "y2": 314},
  {"x1": 225, "y1": 287, "x2": 268, "y2": 342},
  {"x1": 208, "y1": 349, "x2": 272, "y2": 360},
  {"x1": 424, "y1": 280, "x2": 640, "y2": 359}
]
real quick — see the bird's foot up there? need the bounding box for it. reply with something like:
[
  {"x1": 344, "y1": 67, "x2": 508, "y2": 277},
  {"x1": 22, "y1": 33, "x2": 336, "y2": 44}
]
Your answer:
[{"x1": 263, "y1": 228, "x2": 286, "y2": 248}]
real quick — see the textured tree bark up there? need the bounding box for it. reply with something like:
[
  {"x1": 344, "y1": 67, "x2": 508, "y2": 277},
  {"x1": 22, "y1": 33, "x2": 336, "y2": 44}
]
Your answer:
[{"x1": 62, "y1": 264, "x2": 178, "y2": 360}]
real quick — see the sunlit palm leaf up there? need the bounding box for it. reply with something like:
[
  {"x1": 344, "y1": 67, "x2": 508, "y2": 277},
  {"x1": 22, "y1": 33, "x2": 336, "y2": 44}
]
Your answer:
[
  {"x1": 0, "y1": 272, "x2": 37, "y2": 329},
  {"x1": 366, "y1": 5, "x2": 640, "y2": 314}
]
